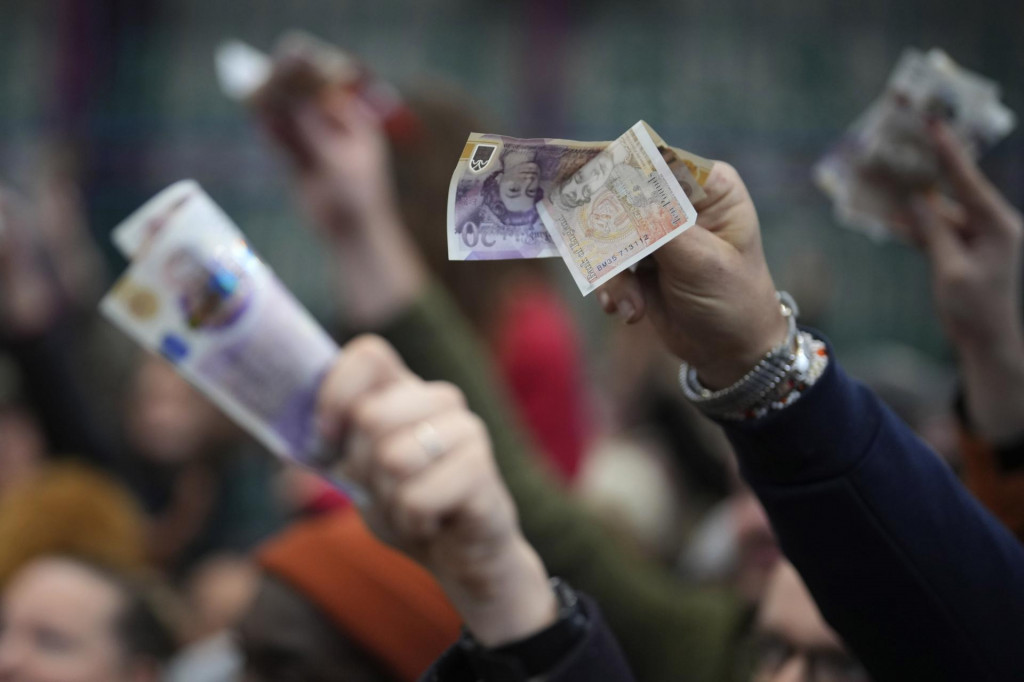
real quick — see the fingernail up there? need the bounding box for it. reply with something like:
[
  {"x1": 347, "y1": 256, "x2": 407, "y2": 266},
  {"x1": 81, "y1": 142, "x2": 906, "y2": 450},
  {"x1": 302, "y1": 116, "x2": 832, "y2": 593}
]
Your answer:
[
  {"x1": 597, "y1": 290, "x2": 612, "y2": 312},
  {"x1": 617, "y1": 299, "x2": 636, "y2": 323}
]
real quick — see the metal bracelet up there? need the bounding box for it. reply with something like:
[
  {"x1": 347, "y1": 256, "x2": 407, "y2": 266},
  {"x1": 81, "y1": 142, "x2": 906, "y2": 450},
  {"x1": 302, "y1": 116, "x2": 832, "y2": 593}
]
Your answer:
[{"x1": 679, "y1": 291, "x2": 802, "y2": 419}]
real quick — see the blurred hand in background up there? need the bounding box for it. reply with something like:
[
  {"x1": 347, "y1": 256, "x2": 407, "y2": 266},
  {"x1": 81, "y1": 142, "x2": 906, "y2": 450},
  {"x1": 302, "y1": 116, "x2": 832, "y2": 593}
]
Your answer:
[
  {"x1": 907, "y1": 121, "x2": 1024, "y2": 443},
  {"x1": 254, "y1": 58, "x2": 427, "y2": 327}
]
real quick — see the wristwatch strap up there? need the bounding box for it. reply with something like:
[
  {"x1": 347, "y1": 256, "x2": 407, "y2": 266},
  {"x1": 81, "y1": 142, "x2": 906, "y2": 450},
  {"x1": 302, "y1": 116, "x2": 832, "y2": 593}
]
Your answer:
[{"x1": 459, "y1": 578, "x2": 588, "y2": 681}]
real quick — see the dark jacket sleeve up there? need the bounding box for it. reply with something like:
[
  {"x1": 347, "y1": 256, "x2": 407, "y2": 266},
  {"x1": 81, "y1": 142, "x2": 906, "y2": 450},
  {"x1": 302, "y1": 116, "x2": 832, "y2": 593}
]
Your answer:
[
  {"x1": 421, "y1": 594, "x2": 636, "y2": 682},
  {"x1": 724, "y1": 347, "x2": 1024, "y2": 682}
]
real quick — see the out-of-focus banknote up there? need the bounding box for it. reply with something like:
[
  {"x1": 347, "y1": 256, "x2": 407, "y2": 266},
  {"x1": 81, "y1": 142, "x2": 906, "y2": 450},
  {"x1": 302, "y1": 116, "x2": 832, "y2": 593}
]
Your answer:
[
  {"x1": 100, "y1": 181, "x2": 346, "y2": 484},
  {"x1": 539, "y1": 121, "x2": 698, "y2": 295},
  {"x1": 215, "y1": 31, "x2": 421, "y2": 145},
  {"x1": 447, "y1": 128, "x2": 711, "y2": 260},
  {"x1": 815, "y1": 48, "x2": 1016, "y2": 240}
]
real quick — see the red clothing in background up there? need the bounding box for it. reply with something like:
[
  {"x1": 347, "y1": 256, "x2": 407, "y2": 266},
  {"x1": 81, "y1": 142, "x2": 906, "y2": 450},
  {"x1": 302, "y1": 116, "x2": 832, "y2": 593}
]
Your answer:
[{"x1": 493, "y1": 283, "x2": 592, "y2": 483}]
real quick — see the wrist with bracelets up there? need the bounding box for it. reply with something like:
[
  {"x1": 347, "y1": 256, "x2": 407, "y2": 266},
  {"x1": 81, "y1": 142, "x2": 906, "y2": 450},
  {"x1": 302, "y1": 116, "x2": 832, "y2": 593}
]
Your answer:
[{"x1": 679, "y1": 292, "x2": 829, "y2": 421}]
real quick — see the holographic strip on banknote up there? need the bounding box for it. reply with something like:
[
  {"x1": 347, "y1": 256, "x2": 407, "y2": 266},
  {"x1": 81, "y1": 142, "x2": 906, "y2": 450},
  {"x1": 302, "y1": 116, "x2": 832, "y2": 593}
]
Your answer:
[{"x1": 101, "y1": 182, "x2": 347, "y2": 485}]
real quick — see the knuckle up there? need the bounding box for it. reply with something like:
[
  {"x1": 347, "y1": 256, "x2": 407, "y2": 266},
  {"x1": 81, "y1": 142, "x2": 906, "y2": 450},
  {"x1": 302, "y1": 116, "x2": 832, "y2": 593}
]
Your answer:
[
  {"x1": 376, "y1": 438, "x2": 412, "y2": 479},
  {"x1": 350, "y1": 399, "x2": 384, "y2": 435},
  {"x1": 430, "y1": 381, "x2": 467, "y2": 409},
  {"x1": 346, "y1": 334, "x2": 401, "y2": 371},
  {"x1": 395, "y1": 485, "x2": 430, "y2": 525},
  {"x1": 463, "y1": 413, "x2": 489, "y2": 442}
]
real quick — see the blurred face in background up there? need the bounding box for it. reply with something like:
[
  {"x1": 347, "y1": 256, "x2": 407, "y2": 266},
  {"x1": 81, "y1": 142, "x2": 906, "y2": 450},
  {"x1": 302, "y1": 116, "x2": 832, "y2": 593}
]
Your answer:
[
  {"x1": 238, "y1": 576, "x2": 393, "y2": 682},
  {"x1": 732, "y1": 490, "x2": 781, "y2": 604},
  {"x1": 0, "y1": 559, "x2": 145, "y2": 682},
  {"x1": 0, "y1": 407, "x2": 44, "y2": 494},
  {"x1": 126, "y1": 357, "x2": 232, "y2": 464},
  {"x1": 749, "y1": 562, "x2": 870, "y2": 682}
]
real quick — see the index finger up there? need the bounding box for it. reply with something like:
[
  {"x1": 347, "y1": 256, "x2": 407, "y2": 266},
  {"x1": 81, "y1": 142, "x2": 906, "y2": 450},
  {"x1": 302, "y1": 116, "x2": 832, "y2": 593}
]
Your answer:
[
  {"x1": 316, "y1": 335, "x2": 413, "y2": 444},
  {"x1": 929, "y1": 120, "x2": 1001, "y2": 212}
]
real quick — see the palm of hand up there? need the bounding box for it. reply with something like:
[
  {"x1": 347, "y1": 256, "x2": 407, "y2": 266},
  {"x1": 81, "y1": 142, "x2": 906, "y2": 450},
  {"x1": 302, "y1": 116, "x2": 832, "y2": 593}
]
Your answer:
[{"x1": 643, "y1": 163, "x2": 784, "y2": 384}]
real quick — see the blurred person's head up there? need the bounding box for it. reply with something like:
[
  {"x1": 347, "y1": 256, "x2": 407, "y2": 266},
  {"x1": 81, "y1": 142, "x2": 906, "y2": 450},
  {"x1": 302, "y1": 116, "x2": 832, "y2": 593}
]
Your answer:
[
  {"x1": 747, "y1": 561, "x2": 869, "y2": 682},
  {"x1": 126, "y1": 357, "x2": 235, "y2": 464},
  {"x1": 0, "y1": 557, "x2": 175, "y2": 682},
  {"x1": 0, "y1": 463, "x2": 146, "y2": 587},
  {"x1": 239, "y1": 576, "x2": 395, "y2": 682},
  {"x1": 845, "y1": 344, "x2": 958, "y2": 464},
  {"x1": 576, "y1": 435, "x2": 688, "y2": 562},
  {"x1": 683, "y1": 488, "x2": 779, "y2": 605},
  {"x1": 240, "y1": 508, "x2": 461, "y2": 682}
]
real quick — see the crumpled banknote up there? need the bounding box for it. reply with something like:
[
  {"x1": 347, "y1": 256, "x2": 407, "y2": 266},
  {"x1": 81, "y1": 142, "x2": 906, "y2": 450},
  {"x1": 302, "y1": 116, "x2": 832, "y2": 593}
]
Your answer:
[
  {"x1": 215, "y1": 31, "x2": 421, "y2": 145},
  {"x1": 815, "y1": 48, "x2": 1016, "y2": 240}
]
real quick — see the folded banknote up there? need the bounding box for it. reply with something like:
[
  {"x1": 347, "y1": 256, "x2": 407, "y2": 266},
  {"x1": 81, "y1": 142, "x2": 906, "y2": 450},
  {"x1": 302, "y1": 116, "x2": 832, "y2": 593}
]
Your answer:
[
  {"x1": 100, "y1": 181, "x2": 357, "y2": 496},
  {"x1": 449, "y1": 121, "x2": 703, "y2": 294},
  {"x1": 815, "y1": 48, "x2": 1016, "y2": 240},
  {"x1": 447, "y1": 123, "x2": 710, "y2": 273}
]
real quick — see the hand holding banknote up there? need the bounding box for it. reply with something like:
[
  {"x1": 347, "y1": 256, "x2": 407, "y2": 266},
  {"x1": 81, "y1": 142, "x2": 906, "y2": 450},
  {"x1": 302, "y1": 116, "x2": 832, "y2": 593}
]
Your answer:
[
  {"x1": 597, "y1": 162, "x2": 788, "y2": 389},
  {"x1": 907, "y1": 121, "x2": 1024, "y2": 442},
  {"x1": 316, "y1": 335, "x2": 558, "y2": 646},
  {"x1": 255, "y1": 66, "x2": 427, "y2": 326},
  {"x1": 257, "y1": 60, "x2": 398, "y2": 233},
  {"x1": 815, "y1": 48, "x2": 1016, "y2": 239}
]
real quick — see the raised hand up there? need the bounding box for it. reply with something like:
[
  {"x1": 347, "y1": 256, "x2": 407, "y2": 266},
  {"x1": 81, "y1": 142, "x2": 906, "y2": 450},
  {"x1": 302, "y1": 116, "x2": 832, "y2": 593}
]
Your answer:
[
  {"x1": 596, "y1": 163, "x2": 788, "y2": 389},
  {"x1": 316, "y1": 336, "x2": 557, "y2": 646},
  {"x1": 907, "y1": 121, "x2": 1024, "y2": 442},
  {"x1": 253, "y1": 58, "x2": 426, "y2": 326}
]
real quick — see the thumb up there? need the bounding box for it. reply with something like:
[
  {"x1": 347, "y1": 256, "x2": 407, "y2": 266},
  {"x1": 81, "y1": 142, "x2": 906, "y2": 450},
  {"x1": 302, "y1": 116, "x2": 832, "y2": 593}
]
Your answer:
[
  {"x1": 928, "y1": 120, "x2": 1001, "y2": 215},
  {"x1": 597, "y1": 268, "x2": 646, "y2": 324},
  {"x1": 294, "y1": 103, "x2": 338, "y2": 167}
]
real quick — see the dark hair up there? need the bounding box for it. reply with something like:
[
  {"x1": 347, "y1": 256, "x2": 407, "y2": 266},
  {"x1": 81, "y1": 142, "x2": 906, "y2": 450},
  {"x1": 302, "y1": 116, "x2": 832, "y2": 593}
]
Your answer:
[{"x1": 55, "y1": 556, "x2": 178, "y2": 665}]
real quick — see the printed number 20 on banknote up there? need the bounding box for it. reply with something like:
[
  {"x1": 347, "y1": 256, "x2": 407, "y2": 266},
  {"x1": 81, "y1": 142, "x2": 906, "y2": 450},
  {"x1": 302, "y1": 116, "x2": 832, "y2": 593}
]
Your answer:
[{"x1": 538, "y1": 121, "x2": 697, "y2": 295}]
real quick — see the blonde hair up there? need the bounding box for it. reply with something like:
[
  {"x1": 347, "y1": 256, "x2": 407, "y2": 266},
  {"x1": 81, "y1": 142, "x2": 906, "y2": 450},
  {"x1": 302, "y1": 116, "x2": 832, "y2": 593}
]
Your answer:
[{"x1": 0, "y1": 462, "x2": 147, "y2": 588}]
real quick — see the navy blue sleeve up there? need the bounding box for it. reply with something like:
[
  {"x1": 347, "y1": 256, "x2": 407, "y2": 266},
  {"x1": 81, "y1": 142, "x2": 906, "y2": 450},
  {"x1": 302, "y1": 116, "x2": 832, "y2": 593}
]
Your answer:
[
  {"x1": 725, "y1": 348, "x2": 1024, "y2": 681},
  {"x1": 421, "y1": 594, "x2": 636, "y2": 682}
]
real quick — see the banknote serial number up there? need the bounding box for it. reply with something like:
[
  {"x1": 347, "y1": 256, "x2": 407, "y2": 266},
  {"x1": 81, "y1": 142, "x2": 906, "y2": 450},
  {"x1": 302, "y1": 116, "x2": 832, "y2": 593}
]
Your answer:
[{"x1": 593, "y1": 238, "x2": 650, "y2": 273}]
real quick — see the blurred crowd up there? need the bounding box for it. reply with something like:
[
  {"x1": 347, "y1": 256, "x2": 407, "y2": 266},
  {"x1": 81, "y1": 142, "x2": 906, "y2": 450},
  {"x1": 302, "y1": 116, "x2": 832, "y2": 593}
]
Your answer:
[{"x1": 0, "y1": 19, "x2": 1023, "y2": 682}]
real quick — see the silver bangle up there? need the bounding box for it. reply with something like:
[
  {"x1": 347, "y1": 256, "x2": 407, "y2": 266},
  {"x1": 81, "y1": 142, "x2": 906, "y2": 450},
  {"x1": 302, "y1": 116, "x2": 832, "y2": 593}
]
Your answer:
[{"x1": 679, "y1": 292, "x2": 817, "y2": 420}]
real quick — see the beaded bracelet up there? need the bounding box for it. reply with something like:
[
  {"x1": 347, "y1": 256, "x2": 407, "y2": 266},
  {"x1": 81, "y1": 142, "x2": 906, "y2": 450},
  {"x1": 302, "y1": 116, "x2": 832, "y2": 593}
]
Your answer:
[{"x1": 679, "y1": 292, "x2": 830, "y2": 421}]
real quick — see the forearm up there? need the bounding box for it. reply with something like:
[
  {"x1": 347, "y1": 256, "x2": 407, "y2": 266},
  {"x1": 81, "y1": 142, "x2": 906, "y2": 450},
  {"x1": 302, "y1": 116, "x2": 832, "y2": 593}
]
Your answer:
[
  {"x1": 957, "y1": 335, "x2": 1024, "y2": 444},
  {"x1": 440, "y1": 535, "x2": 557, "y2": 647},
  {"x1": 725, "y1": 355, "x2": 1024, "y2": 681},
  {"x1": 323, "y1": 209, "x2": 428, "y2": 328},
  {"x1": 380, "y1": 284, "x2": 743, "y2": 682}
]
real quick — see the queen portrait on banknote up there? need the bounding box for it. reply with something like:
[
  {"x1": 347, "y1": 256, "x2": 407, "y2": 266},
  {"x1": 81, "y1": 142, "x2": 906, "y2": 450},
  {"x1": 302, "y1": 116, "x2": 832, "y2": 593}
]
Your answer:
[{"x1": 452, "y1": 146, "x2": 553, "y2": 258}]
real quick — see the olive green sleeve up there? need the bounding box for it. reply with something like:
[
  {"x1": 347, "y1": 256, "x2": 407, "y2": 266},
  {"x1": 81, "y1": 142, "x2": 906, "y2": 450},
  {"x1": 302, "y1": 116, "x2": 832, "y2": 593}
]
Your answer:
[{"x1": 378, "y1": 284, "x2": 746, "y2": 682}]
